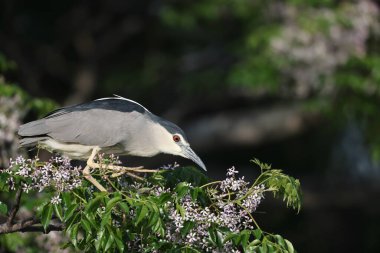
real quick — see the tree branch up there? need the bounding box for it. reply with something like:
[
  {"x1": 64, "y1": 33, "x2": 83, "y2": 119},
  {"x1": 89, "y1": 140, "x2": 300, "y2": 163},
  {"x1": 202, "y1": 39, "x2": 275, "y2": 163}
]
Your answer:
[
  {"x1": 0, "y1": 217, "x2": 64, "y2": 234},
  {"x1": 6, "y1": 187, "x2": 22, "y2": 226}
]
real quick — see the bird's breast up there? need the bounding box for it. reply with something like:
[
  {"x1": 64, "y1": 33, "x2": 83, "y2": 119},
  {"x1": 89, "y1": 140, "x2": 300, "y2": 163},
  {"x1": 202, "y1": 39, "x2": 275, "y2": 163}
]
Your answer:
[
  {"x1": 120, "y1": 142, "x2": 160, "y2": 157},
  {"x1": 40, "y1": 139, "x2": 97, "y2": 160}
]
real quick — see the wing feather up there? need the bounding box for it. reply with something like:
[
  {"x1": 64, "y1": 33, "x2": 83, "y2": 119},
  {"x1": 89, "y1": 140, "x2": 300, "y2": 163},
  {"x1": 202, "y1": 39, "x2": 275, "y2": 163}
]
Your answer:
[{"x1": 18, "y1": 97, "x2": 145, "y2": 147}]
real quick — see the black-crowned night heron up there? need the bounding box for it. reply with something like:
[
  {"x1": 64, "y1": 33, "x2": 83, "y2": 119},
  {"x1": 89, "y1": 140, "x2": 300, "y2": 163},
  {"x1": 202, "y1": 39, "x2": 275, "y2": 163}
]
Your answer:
[{"x1": 18, "y1": 95, "x2": 206, "y2": 191}]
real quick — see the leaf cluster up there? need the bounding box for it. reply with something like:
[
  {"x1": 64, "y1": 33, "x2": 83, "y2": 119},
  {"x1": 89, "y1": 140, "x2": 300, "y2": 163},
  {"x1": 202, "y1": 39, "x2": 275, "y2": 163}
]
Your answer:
[
  {"x1": 251, "y1": 159, "x2": 302, "y2": 213},
  {"x1": 1, "y1": 158, "x2": 302, "y2": 252}
]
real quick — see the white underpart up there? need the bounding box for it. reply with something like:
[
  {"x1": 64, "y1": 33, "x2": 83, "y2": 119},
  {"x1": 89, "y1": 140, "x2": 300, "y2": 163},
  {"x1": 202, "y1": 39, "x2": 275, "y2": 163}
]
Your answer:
[
  {"x1": 95, "y1": 95, "x2": 150, "y2": 112},
  {"x1": 40, "y1": 139, "x2": 97, "y2": 160}
]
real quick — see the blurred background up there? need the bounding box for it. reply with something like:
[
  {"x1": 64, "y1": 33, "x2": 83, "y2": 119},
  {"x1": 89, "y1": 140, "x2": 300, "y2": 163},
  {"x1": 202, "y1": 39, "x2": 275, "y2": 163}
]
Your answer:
[{"x1": 1, "y1": 0, "x2": 380, "y2": 252}]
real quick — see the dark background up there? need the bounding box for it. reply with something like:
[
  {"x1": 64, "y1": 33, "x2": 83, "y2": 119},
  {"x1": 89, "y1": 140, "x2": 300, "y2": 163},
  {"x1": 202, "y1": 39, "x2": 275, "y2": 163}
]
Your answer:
[{"x1": 1, "y1": 0, "x2": 380, "y2": 252}]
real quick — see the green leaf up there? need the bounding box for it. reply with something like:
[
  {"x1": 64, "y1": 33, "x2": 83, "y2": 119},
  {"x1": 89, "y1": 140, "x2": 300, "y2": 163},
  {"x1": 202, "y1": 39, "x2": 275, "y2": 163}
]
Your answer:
[
  {"x1": 0, "y1": 201, "x2": 8, "y2": 215},
  {"x1": 100, "y1": 229, "x2": 109, "y2": 251},
  {"x1": 81, "y1": 218, "x2": 92, "y2": 237},
  {"x1": 135, "y1": 205, "x2": 149, "y2": 225},
  {"x1": 107, "y1": 225, "x2": 124, "y2": 252},
  {"x1": 274, "y1": 234, "x2": 286, "y2": 248},
  {"x1": 0, "y1": 174, "x2": 9, "y2": 191},
  {"x1": 252, "y1": 158, "x2": 302, "y2": 212},
  {"x1": 118, "y1": 202, "x2": 129, "y2": 214},
  {"x1": 180, "y1": 221, "x2": 195, "y2": 237},
  {"x1": 41, "y1": 203, "x2": 53, "y2": 231},
  {"x1": 208, "y1": 228, "x2": 217, "y2": 246},
  {"x1": 64, "y1": 203, "x2": 78, "y2": 222},
  {"x1": 70, "y1": 223, "x2": 79, "y2": 248},
  {"x1": 175, "y1": 182, "x2": 190, "y2": 198},
  {"x1": 85, "y1": 192, "x2": 107, "y2": 214},
  {"x1": 105, "y1": 196, "x2": 122, "y2": 213},
  {"x1": 223, "y1": 233, "x2": 239, "y2": 244},
  {"x1": 253, "y1": 229, "x2": 263, "y2": 240},
  {"x1": 216, "y1": 230, "x2": 224, "y2": 248},
  {"x1": 152, "y1": 217, "x2": 164, "y2": 236},
  {"x1": 163, "y1": 166, "x2": 208, "y2": 187},
  {"x1": 285, "y1": 239, "x2": 295, "y2": 253},
  {"x1": 95, "y1": 228, "x2": 105, "y2": 251},
  {"x1": 176, "y1": 203, "x2": 186, "y2": 218},
  {"x1": 101, "y1": 211, "x2": 112, "y2": 228},
  {"x1": 53, "y1": 204, "x2": 63, "y2": 221},
  {"x1": 148, "y1": 210, "x2": 159, "y2": 227},
  {"x1": 113, "y1": 229, "x2": 125, "y2": 252},
  {"x1": 239, "y1": 230, "x2": 250, "y2": 247},
  {"x1": 190, "y1": 187, "x2": 200, "y2": 201},
  {"x1": 104, "y1": 226, "x2": 115, "y2": 252},
  {"x1": 208, "y1": 228, "x2": 224, "y2": 248},
  {"x1": 62, "y1": 192, "x2": 73, "y2": 206},
  {"x1": 250, "y1": 239, "x2": 261, "y2": 246},
  {"x1": 85, "y1": 213, "x2": 99, "y2": 230},
  {"x1": 158, "y1": 192, "x2": 171, "y2": 204},
  {"x1": 259, "y1": 242, "x2": 268, "y2": 253},
  {"x1": 66, "y1": 213, "x2": 80, "y2": 232}
]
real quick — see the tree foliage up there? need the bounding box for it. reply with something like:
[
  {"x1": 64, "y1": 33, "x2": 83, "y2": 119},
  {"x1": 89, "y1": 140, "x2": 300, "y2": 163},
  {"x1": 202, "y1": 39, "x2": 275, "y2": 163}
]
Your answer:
[{"x1": 0, "y1": 154, "x2": 301, "y2": 253}]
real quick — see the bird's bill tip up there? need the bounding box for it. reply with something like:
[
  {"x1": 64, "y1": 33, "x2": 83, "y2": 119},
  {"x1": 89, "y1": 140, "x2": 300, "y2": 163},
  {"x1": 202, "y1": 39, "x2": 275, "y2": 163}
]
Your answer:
[{"x1": 183, "y1": 146, "x2": 207, "y2": 171}]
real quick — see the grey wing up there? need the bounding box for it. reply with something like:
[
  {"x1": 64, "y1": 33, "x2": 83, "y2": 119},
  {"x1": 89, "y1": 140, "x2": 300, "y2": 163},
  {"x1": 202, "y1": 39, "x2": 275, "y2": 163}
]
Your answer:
[{"x1": 19, "y1": 109, "x2": 140, "y2": 147}]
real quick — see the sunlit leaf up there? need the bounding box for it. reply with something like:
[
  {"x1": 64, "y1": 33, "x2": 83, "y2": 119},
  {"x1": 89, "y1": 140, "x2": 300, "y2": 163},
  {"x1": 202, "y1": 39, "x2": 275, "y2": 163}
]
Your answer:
[
  {"x1": 41, "y1": 203, "x2": 53, "y2": 231},
  {"x1": 135, "y1": 205, "x2": 149, "y2": 225},
  {"x1": 53, "y1": 203, "x2": 63, "y2": 221}
]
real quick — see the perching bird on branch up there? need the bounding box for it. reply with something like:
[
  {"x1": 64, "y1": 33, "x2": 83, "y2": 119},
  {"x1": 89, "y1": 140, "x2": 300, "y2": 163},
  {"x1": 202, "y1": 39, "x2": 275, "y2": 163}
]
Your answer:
[{"x1": 18, "y1": 95, "x2": 206, "y2": 191}]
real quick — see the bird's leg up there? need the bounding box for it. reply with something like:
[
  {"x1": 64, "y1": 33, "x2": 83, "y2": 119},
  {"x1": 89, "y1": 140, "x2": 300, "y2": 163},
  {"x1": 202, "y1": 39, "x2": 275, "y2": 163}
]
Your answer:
[
  {"x1": 108, "y1": 166, "x2": 156, "y2": 179},
  {"x1": 83, "y1": 165, "x2": 107, "y2": 192},
  {"x1": 106, "y1": 165, "x2": 159, "y2": 180},
  {"x1": 107, "y1": 165, "x2": 159, "y2": 173},
  {"x1": 86, "y1": 148, "x2": 160, "y2": 180},
  {"x1": 83, "y1": 147, "x2": 107, "y2": 192},
  {"x1": 87, "y1": 147, "x2": 102, "y2": 168}
]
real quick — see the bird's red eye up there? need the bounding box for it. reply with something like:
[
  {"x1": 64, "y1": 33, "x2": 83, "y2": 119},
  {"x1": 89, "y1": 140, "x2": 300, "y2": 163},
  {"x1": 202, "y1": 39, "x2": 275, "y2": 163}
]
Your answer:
[{"x1": 173, "y1": 135, "x2": 181, "y2": 142}]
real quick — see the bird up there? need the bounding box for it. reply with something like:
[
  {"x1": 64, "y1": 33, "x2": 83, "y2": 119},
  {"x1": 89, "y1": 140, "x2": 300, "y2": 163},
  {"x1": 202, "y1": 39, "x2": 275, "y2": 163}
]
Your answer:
[{"x1": 18, "y1": 95, "x2": 206, "y2": 191}]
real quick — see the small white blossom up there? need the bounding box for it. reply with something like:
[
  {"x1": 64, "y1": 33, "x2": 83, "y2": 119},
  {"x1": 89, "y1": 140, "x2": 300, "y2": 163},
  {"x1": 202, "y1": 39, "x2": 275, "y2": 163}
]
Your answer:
[
  {"x1": 160, "y1": 162, "x2": 180, "y2": 170},
  {"x1": 50, "y1": 195, "x2": 62, "y2": 205},
  {"x1": 227, "y1": 166, "x2": 239, "y2": 176},
  {"x1": 186, "y1": 232, "x2": 197, "y2": 244},
  {"x1": 22, "y1": 183, "x2": 32, "y2": 193}
]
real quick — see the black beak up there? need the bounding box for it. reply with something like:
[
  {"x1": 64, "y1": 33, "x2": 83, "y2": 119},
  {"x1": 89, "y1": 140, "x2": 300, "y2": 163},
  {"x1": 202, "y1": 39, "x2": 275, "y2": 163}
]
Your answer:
[{"x1": 182, "y1": 146, "x2": 207, "y2": 171}]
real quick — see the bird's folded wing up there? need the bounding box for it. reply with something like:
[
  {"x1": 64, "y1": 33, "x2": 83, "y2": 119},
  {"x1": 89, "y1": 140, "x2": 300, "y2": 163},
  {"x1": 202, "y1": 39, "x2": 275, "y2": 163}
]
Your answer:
[{"x1": 19, "y1": 109, "x2": 141, "y2": 147}]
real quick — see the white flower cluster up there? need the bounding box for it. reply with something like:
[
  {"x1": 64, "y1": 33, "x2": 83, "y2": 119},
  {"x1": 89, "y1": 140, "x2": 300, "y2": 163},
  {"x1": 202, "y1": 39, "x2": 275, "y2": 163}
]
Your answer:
[
  {"x1": 2, "y1": 156, "x2": 82, "y2": 202},
  {"x1": 96, "y1": 153, "x2": 122, "y2": 166},
  {"x1": 163, "y1": 167, "x2": 265, "y2": 252},
  {"x1": 270, "y1": 0, "x2": 379, "y2": 97},
  {"x1": 122, "y1": 167, "x2": 265, "y2": 252},
  {"x1": 159, "y1": 162, "x2": 180, "y2": 170}
]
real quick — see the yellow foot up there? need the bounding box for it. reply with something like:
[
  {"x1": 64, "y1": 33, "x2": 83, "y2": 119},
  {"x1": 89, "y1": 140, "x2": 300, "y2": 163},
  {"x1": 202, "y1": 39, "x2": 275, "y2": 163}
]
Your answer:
[
  {"x1": 83, "y1": 165, "x2": 107, "y2": 192},
  {"x1": 83, "y1": 147, "x2": 164, "y2": 189},
  {"x1": 83, "y1": 147, "x2": 107, "y2": 192}
]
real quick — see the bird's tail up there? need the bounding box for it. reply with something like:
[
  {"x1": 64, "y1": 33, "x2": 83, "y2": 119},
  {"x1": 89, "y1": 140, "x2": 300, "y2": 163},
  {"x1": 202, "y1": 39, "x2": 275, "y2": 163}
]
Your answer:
[
  {"x1": 18, "y1": 137, "x2": 47, "y2": 148},
  {"x1": 18, "y1": 118, "x2": 49, "y2": 148},
  {"x1": 18, "y1": 119, "x2": 49, "y2": 137}
]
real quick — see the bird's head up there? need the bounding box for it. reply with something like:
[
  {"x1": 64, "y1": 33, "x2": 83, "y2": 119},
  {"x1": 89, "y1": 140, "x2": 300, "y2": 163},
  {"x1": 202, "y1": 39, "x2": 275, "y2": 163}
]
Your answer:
[{"x1": 150, "y1": 117, "x2": 206, "y2": 171}]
